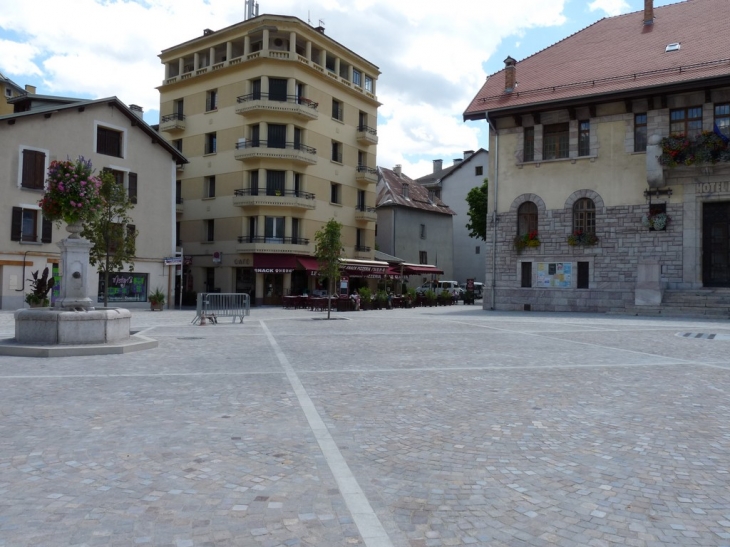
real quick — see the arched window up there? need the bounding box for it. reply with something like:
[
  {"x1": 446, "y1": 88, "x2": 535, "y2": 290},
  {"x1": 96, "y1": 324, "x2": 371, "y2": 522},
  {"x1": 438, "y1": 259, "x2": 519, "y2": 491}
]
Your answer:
[
  {"x1": 573, "y1": 198, "x2": 596, "y2": 233},
  {"x1": 517, "y1": 201, "x2": 538, "y2": 235}
]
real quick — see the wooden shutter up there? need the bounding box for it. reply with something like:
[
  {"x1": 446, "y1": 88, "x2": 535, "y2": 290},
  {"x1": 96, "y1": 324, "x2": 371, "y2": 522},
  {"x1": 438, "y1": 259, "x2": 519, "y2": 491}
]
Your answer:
[
  {"x1": 128, "y1": 172, "x2": 138, "y2": 204},
  {"x1": 41, "y1": 217, "x2": 53, "y2": 243},
  {"x1": 11, "y1": 207, "x2": 23, "y2": 241},
  {"x1": 22, "y1": 149, "x2": 46, "y2": 189}
]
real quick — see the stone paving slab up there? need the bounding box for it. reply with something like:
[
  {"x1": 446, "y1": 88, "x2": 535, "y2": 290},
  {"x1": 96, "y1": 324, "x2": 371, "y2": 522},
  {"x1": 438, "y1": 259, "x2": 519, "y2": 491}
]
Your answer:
[{"x1": 1, "y1": 307, "x2": 730, "y2": 546}]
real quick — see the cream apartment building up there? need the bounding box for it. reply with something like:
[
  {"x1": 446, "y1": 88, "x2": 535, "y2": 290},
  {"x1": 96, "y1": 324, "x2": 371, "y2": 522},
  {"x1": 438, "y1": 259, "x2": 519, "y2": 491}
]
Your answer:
[
  {"x1": 158, "y1": 14, "x2": 381, "y2": 305},
  {"x1": 0, "y1": 95, "x2": 186, "y2": 310}
]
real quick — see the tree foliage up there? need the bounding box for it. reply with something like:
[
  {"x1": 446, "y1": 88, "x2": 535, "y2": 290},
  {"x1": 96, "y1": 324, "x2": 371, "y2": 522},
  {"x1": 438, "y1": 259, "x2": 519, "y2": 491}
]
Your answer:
[
  {"x1": 81, "y1": 170, "x2": 137, "y2": 307},
  {"x1": 465, "y1": 178, "x2": 489, "y2": 241},
  {"x1": 314, "y1": 218, "x2": 343, "y2": 319}
]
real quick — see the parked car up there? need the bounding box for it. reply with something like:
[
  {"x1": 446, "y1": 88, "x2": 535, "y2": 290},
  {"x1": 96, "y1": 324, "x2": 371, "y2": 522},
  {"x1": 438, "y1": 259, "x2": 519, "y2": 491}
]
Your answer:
[
  {"x1": 415, "y1": 281, "x2": 438, "y2": 296},
  {"x1": 460, "y1": 281, "x2": 484, "y2": 299}
]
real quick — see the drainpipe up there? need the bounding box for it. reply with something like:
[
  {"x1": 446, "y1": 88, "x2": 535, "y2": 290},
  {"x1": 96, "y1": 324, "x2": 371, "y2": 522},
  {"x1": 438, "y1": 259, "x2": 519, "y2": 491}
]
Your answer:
[{"x1": 487, "y1": 115, "x2": 499, "y2": 310}]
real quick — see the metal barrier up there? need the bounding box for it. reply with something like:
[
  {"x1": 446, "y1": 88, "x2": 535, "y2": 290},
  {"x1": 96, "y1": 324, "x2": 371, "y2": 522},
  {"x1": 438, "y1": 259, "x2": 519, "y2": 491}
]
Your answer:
[{"x1": 192, "y1": 293, "x2": 250, "y2": 324}]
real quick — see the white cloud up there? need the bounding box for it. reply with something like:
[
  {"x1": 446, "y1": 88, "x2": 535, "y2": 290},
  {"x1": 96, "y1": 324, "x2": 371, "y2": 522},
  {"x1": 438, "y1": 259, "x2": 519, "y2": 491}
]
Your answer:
[
  {"x1": 0, "y1": 0, "x2": 568, "y2": 165},
  {"x1": 588, "y1": 0, "x2": 630, "y2": 16}
]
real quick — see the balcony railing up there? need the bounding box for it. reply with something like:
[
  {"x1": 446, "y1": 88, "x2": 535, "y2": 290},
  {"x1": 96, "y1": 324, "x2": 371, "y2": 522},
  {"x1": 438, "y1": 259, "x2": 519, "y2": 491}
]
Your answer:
[
  {"x1": 356, "y1": 165, "x2": 378, "y2": 185},
  {"x1": 235, "y1": 93, "x2": 319, "y2": 120},
  {"x1": 237, "y1": 236, "x2": 310, "y2": 245},
  {"x1": 234, "y1": 188, "x2": 315, "y2": 199},
  {"x1": 357, "y1": 124, "x2": 378, "y2": 145},
  {"x1": 355, "y1": 245, "x2": 371, "y2": 252},
  {"x1": 176, "y1": 196, "x2": 184, "y2": 204},
  {"x1": 160, "y1": 113, "x2": 186, "y2": 133},
  {"x1": 356, "y1": 205, "x2": 375, "y2": 212},
  {"x1": 234, "y1": 140, "x2": 317, "y2": 165}
]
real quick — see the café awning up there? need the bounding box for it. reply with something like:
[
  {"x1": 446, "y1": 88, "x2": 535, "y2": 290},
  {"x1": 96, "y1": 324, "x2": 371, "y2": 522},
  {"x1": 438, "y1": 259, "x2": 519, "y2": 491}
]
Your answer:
[
  {"x1": 401, "y1": 263, "x2": 444, "y2": 275},
  {"x1": 339, "y1": 258, "x2": 389, "y2": 276}
]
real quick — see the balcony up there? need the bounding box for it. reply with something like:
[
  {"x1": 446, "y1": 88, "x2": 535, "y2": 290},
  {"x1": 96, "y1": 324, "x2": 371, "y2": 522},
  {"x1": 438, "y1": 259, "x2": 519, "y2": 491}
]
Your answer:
[
  {"x1": 176, "y1": 196, "x2": 184, "y2": 214},
  {"x1": 355, "y1": 206, "x2": 377, "y2": 222},
  {"x1": 236, "y1": 235, "x2": 312, "y2": 254},
  {"x1": 233, "y1": 189, "x2": 316, "y2": 210},
  {"x1": 356, "y1": 165, "x2": 378, "y2": 185},
  {"x1": 356, "y1": 125, "x2": 378, "y2": 146},
  {"x1": 176, "y1": 163, "x2": 185, "y2": 172},
  {"x1": 236, "y1": 93, "x2": 319, "y2": 121},
  {"x1": 354, "y1": 245, "x2": 372, "y2": 259},
  {"x1": 160, "y1": 113, "x2": 186, "y2": 133},
  {"x1": 235, "y1": 140, "x2": 317, "y2": 165}
]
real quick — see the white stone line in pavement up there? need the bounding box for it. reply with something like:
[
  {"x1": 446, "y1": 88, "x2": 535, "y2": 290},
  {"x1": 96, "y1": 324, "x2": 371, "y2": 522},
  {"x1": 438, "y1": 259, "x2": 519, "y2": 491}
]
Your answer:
[
  {"x1": 259, "y1": 320, "x2": 394, "y2": 547},
  {"x1": 0, "y1": 371, "x2": 284, "y2": 379}
]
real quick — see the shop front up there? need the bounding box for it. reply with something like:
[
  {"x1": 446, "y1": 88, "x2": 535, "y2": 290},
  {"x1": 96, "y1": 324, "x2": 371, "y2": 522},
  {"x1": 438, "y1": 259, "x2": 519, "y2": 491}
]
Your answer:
[{"x1": 253, "y1": 254, "x2": 297, "y2": 306}]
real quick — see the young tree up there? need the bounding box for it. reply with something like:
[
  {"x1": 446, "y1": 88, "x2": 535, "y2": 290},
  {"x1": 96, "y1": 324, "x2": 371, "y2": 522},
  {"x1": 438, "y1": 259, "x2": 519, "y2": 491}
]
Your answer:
[
  {"x1": 465, "y1": 178, "x2": 489, "y2": 241},
  {"x1": 314, "y1": 218, "x2": 343, "y2": 320},
  {"x1": 81, "y1": 170, "x2": 138, "y2": 307}
]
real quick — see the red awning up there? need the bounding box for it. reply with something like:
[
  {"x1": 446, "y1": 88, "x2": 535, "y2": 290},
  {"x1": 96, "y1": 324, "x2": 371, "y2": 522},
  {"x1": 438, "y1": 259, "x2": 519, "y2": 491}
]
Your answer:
[
  {"x1": 253, "y1": 254, "x2": 298, "y2": 273},
  {"x1": 386, "y1": 266, "x2": 403, "y2": 276},
  {"x1": 402, "y1": 263, "x2": 444, "y2": 275},
  {"x1": 298, "y1": 256, "x2": 320, "y2": 275},
  {"x1": 339, "y1": 258, "x2": 389, "y2": 276}
]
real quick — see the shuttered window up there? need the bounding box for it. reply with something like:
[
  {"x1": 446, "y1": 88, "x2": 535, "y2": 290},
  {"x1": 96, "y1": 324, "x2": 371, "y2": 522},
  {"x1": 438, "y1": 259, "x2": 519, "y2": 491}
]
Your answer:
[
  {"x1": 41, "y1": 217, "x2": 53, "y2": 243},
  {"x1": 21, "y1": 149, "x2": 46, "y2": 189},
  {"x1": 11, "y1": 207, "x2": 39, "y2": 242},
  {"x1": 97, "y1": 126, "x2": 122, "y2": 157}
]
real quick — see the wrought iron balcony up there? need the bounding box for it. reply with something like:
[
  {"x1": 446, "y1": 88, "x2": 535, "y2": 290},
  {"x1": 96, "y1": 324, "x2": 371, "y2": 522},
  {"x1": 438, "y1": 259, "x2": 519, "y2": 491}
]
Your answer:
[
  {"x1": 236, "y1": 235, "x2": 312, "y2": 254},
  {"x1": 235, "y1": 93, "x2": 319, "y2": 120},
  {"x1": 234, "y1": 140, "x2": 317, "y2": 164},
  {"x1": 232, "y1": 188, "x2": 316, "y2": 210},
  {"x1": 356, "y1": 124, "x2": 378, "y2": 145},
  {"x1": 355, "y1": 205, "x2": 377, "y2": 222},
  {"x1": 160, "y1": 113, "x2": 186, "y2": 132},
  {"x1": 356, "y1": 165, "x2": 378, "y2": 185}
]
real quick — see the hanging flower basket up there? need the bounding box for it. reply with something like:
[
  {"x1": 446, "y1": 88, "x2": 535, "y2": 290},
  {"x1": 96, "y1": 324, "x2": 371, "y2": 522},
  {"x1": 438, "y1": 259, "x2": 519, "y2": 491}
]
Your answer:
[
  {"x1": 659, "y1": 131, "x2": 730, "y2": 168},
  {"x1": 567, "y1": 230, "x2": 598, "y2": 246},
  {"x1": 641, "y1": 212, "x2": 670, "y2": 231},
  {"x1": 38, "y1": 157, "x2": 103, "y2": 226}
]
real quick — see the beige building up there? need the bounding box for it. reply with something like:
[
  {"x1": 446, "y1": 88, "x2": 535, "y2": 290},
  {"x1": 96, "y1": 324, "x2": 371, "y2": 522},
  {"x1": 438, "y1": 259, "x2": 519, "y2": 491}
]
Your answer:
[
  {"x1": 0, "y1": 95, "x2": 186, "y2": 310},
  {"x1": 0, "y1": 72, "x2": 34, "y2": 116},
  {"x1": 465, "y1": 0, "x2": 730, "y2": 313},
  {"x1": 158, "y1": 14, "x2": 381, "y2": 305}
]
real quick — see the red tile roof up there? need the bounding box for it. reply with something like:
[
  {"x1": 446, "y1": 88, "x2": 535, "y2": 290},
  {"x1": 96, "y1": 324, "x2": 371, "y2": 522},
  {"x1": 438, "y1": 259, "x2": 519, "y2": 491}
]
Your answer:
[
  {"x1": 464, "y1": 0, "x2": 730, "y2": 119},
  {"x1": 377, "y1": 167, "x2": 455, "y2": 215}
]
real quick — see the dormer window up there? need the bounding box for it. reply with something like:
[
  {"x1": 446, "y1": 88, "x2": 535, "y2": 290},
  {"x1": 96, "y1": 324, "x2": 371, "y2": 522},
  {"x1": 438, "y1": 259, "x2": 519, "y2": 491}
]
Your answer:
[
  {"x1": 665, "y1": 43, "x2": 680, "y2": 52},
  {"x1": 402, "y1": 183, "x2": 409, "y2": 199},
  {"x1": 428, "y1": 189, "x2": 435, "y2": 202}
]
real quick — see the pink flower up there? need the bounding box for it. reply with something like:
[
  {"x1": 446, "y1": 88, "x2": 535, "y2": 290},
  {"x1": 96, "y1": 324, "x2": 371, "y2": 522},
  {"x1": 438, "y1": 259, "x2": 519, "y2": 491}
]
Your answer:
[
  {"x1": 80, "y1": 180, "x2": 86, "y2": 186},
  {"x1": 70, "y1": 200, "x2": 76, "y2": 206},
  {"x1": 77, "y1": 203, "x2": 83, "y2": 208}
]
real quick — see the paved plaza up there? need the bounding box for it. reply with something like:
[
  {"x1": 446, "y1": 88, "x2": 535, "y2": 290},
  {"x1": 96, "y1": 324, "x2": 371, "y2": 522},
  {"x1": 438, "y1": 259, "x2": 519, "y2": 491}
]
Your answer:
[{"x1": 1, "y1": 306, "x2": 730, "y2": 547}]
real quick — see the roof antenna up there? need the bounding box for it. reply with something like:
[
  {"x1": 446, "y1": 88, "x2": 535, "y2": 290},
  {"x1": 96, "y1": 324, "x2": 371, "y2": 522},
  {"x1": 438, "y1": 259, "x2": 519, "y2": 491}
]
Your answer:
[{"x1": 244, "y1": 0, "x2": 259, "y2": 21}]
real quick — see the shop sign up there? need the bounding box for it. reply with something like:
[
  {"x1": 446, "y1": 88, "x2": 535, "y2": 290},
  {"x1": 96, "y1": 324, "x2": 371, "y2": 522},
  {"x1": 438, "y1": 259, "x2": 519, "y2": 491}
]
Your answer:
[
  {"x1": 254, "y1": 268, "x2": 294, "y2": 273},
  {"x1": 234, "y1": 258, "x2": 252, "y2": 266},
  {"x1": 164, "y1": 257, "x2": 182, "y2": 266}
]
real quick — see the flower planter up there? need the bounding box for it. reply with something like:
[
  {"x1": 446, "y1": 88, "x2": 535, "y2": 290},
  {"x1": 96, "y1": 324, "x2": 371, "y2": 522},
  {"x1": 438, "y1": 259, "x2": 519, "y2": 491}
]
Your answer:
[{"x1": 150, "y1": 302, "x2": 164, "y2": 311}]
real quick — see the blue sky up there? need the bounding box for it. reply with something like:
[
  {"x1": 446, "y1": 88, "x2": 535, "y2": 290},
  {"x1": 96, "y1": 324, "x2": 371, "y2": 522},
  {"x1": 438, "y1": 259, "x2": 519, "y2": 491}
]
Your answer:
[{"x1": 0, "y1": 0, "x2": 678, "y2": 178}]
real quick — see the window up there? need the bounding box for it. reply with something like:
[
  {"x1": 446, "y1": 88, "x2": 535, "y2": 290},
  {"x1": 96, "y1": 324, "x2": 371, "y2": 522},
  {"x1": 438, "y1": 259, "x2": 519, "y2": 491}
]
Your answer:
[
  {"x1": 364, "y1": 76, "x2": 373, "y2": 92},
  {"x1": 428, "y1": 189, "x2": 435, "y2": 202},
  {"x1": 353, "y1": 69, "x2": 361, "y2": 86},
  {"x1": 475, "y1": 246, "x2": 480, "y2": 255},
  {"x1": 176, "y1": 180, "x2": 182, "y2": 204},
  {"x1": 205, "y1": 176, "x2": 216, "y2": 198},
  {"x1": 206, "y1": 89, "x2": 218, "y2": 111},
  {"x1": 176, "y1": 221, "x2": 181, "y2": 247},
  {"x1": 269, "y1": 78, "x2": 287, "y2": 102},
  {"x1": 577, "y1": 262, "x2": 590, "y2": 289},
  {"x1": 521, "y1": 262, "x2": 532, "y2": 288},
  {"x1": 97, "y1": 126, "x2": 122, "y2": 157},
  {"x1": 268, "y1": 124, "x2": 286, "y2": 149},
  {"x1": 251, "y1": 79, "x2": 262, "y2": 100},
  {"x1": 4, "y1": 87, "x2": 11, "y2": 98},
  {"x1": 205, "y1": 219, "x2": 215, "y2": 242},
  {"x1": 578, "y1": 120, "x2": 590, "y2": 156},
  {"x1": 358, "y1": 111, "x2": 367, "y2": 130},
  {"x1": 205, "y1": 132, "x2": 217, "y2": 154},
  {"x1": 205, "y1": 267, "x2": 215, "y2": 293},
  {"x1": 715, "y1": 104, "x2": 730, "y2": 138},
  {"x1": 670, "y1": 106, "x2": 702, "y2": 139},
  {"x1": 523, "y1": 127, "x2": 535, "y2": 162},
  {"x1": 634, "y1": 113, "x2": 648, "y2": 152},
  {"x1": 173, "y1": 138, "x2": 183, "y2": 153},
  {"x1": 330, "y1": 182, "x2": 341, "y2": 204},
  {"x1": 266, "y1": 170, "x2": 285, "y2": 196},
  {"x1": 331, "y1": 141, "x2": 342, "y2": 163},
  {"x1": 250, "y1": 170, "x2": 259, "y2": 195},
  {"x1": 475, "y1": 166, "x2": 483, "y2": 176},
  {"x1": 11, "y1": 207, "x2": 52, "y2": 243},
  {"x1": 356, "y1": 228, "x2": 364, "y2": 249},
  {"x1": 357, "y1": 189, "x2": 366, "y2": 210},
  {"x1": 517, "y1": 201, "x2": 538, "y2": 236},
  {"x1": 402, "y1": 183, "x2": 409, "y2": 199},
  {"x1": 21, "y1": 149, "x2": 46, "y2": 190},
  {"x1": 332, "y1": 98, "x2": 343, "y2": 121},
  {"x1": 174, "y1": 99, "x2": 184, "y2": 119},
  {"x1": 419, "y1": 251, "x2": 427, "y2": 264},
  {"x1": 357, "y1": 150, "x2": 366, "y2": 168},
  {"x1": 573, "y1": 198, "x2": 596, "y2": 234},
  {"x1": 294, "y1": 173, "x2": 302, "y2": 196},
  {"x1": 264, "y1": 216, "x2": 285, "y2": 243},
  {"x1": 420, "y1": 224, "x2": 426, "y2": 239},
  {"x1": 543, "y1": 123, "x2": 569, "y2": 159},
  {"x1": 128, "y1": 172, "x2": 138, "y2": 204},
  {"x1": 292, "y1": 218, "x2": 301, "y2": 243}
]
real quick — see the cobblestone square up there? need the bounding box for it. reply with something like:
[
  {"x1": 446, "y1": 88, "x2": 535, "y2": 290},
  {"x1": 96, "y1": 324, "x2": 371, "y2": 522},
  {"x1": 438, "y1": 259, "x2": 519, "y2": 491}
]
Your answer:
[{"x1": 1, "y1": 307, "x2": 729, "y2": 546}]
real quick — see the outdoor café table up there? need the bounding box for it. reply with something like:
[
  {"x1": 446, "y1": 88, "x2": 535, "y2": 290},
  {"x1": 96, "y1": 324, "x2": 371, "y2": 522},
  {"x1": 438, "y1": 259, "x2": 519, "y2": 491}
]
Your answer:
[{"x1": 283, "y1": 296, "x2": 298, "y2": 309}]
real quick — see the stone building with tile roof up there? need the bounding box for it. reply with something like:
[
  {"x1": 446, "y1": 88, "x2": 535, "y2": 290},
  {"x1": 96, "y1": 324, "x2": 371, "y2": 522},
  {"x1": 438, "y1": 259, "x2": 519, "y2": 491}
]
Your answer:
[
  {"x1": 376, "y1": 165, "x2": 455, "y2": 280},
  {"x1": 464, "y1": 0, "x2": 730, "y2": 314}
]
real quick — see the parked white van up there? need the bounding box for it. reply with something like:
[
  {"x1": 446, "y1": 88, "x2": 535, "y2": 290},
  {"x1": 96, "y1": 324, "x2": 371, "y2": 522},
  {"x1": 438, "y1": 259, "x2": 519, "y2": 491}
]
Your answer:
[{"x1": 435, "y1": 280, "x2": 462, "y2": 298}]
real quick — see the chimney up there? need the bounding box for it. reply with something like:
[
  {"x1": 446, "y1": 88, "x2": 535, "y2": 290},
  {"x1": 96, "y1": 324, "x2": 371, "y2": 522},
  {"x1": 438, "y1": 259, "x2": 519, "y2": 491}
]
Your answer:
[
  {"x1": 453, "y1": 158, "x2": 463, "y2": 166},
  {"x1": 643, "y1": 0, "x2": 653, "y2": 25},
  {"x1": 464, "y1": 150, "x2": 474, "y2": 159},
  {"x1": 315, "y1": 26, "x2": 325, "y2": 34},
  {"x1": 504, "y1": 56, "x2": 516, "y2": 93},
  {"x1": 129, "y1": 104, "x2": 144, "y2": 119},
  {"x1": 24, "y1": 84, "x2": 36, "y2": 94},
  {"x1": 433, "y1": 159, "x2": 443, "y2": 173},
  {"x1": 203, "y1": 28, "x2": 214, "y2": 36},
  {"x1": 394, "y1": 164, "x2": 402, "y2": 177}
]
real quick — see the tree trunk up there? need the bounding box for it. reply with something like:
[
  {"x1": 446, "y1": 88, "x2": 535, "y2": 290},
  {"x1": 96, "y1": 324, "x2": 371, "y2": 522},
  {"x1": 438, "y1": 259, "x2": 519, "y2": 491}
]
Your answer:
[{"x1": 327, "y1": 278, "x2": 332, "y2": 319}]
